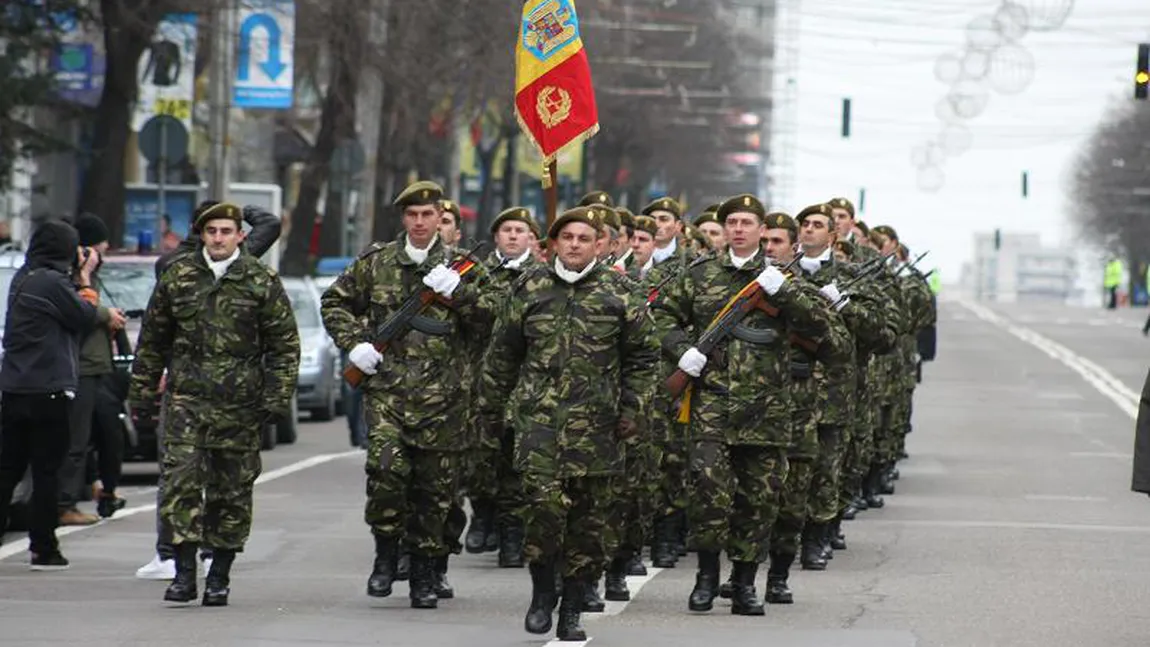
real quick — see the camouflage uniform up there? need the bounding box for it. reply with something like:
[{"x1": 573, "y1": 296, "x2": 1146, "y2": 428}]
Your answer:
[
  {"x1": 320, "y1": 235, "x2": 478, "y2": 559},
  {"x1": 466, "y1": 249, "x2": 537, "y2": 556},
  {"x1": 892, "y1": 267, "x2": 936, "y2": 460},
  {"x1": 130, "y1": 250, "x2": 300, "y2": 552},
  {"x1": 479, "y1": 261, "x2": 657, "y2": 579},
  {"x1": 652, "y1": 250, "x2": 828, "y2": 566}
]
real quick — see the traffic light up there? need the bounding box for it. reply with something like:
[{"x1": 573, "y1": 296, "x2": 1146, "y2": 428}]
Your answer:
[
  {"x1": 1136, "y1": 44, "x2": 1149, "y2": 100},
  {"x1": 841, "y1": 98, "x2": 851, "y2": 138},
  {"x1": 1021, "y1": 170, "x2": 1029, "y2": 198},
  {"x1": 994, "y1": 228, "x2": 1002, "y2": 251}
]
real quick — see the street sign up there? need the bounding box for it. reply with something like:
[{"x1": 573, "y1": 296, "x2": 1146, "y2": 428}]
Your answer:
[
  {"x1": 132, "y1": 13, "x2": 197, "y2": 133},
  {"x1": 234, "y1": 0, "x2": 295, "y2": 109},
  {"x1": 138, "y1": 115, "x2": 189, "y2": 164}
]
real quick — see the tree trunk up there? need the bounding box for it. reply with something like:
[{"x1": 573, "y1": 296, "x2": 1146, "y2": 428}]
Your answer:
[
  {"x1": 77, "y1": 0, "x2": 159, "y2": 248},
  {"x1": 281, "y1": 1, "x2": 366, "y2": 275}
]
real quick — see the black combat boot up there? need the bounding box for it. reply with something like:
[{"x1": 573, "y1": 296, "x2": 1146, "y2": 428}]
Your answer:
[
  {"x1": 687, "y1": 550, "x2": 720, "y2": 612},
  {"x1": 524, "y1": 561, "x2": 558, "y2": 635},
  {"x1": 366, "y1": 534, "x2": 398, "y2": 598},
  {"x1": 717, "y1": 567, "x2": 735, "y2": 600},
  {"x1": 582, "y1": 577, "x2": 606, "y2": 612},
  {"x1": 395, "y1": 552, "x2": 411, "y2": 581},
  {"x1": 674, "y1": 511, "x2": 689, "y2": 557},
  {"x1": 879, "y1": 463, "x2": 896, "y2": 495},
  {"x1": 432, "y1": 555, "x2": 454, "y2": 599},
  {"x1": 557, "y1": 579, "x2": 587, "y2": 641},
  {"x1": 765, "y1": 551, "x2": 795, "y2": 604},
  {"x1": 863, "y1": 467, "x2": 886, "y2": 509},
  {"x1": 800, "y1": 524, "x2": 827, "y2": 571},
  {"x1": 729, "y1": 561, "x2": 765, "y2": 616},
  {"x1": 830, "y1": 515, "x2": 847, "y2": 551},
  {"x1": 465, "y1": 500, "x2": 493, "y2": 554},
  {"x1": 408, "y1": 555, "x2": 438, "y2": 609},
  {"x1": 604, "y1": 557, "x2": 630, "y2": 601},
  {"x1": 890, "y1": 465, "x2": 901, "y2": 481},
  {"x1": 626, "y1": 553, "x2": 647, "y2": 576},
  {"x1": 202, "y1": 549, "x2": 236, "y2": 606},
  {"x1": 497, "y1": 519, "x2": 525, "y2": 568},
  {"x1": 163, "y1": 543, "x2": 199, "y2": 603},
  {"x1": 651, "y1": 515, "x2": 677, "y2": 568},
  {"x1": 820, "y1": 522, "x2": 834, "y2": 561}
]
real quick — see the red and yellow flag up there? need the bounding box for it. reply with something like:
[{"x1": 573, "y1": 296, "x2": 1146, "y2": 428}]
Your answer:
[{"x1": 515, "y1": 0, "x2": 599, "y2": 164}]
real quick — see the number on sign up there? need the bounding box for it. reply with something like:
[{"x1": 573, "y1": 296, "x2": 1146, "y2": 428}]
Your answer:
[{"x1": 153, "y1": 99, "x2": 191, "y2": 120}]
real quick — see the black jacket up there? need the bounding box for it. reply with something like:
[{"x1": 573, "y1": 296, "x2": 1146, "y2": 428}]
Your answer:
[
  {"x1": 154, "y1": 206, "x2": 282, "y2": 279},
  {"x1": 0, "y1": 220, "x2": 99, "y2": 394}
]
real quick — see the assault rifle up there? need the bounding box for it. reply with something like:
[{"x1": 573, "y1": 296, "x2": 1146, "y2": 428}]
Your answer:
[
  {"x1": 342, "y1": 241, "x2": 490, "y2": 388},
  {"x1": 664, "y1": 254, "x2": 805, "y2": 398}
]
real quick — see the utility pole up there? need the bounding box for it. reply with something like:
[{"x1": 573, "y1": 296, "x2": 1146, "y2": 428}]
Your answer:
[{"x1": 208, "y1": 0, "x2": 235, "y2": 201}]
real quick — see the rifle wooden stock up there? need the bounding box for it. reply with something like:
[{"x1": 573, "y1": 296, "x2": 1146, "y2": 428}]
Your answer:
[
  {"x1": 665, "y1": 368, "x2": 692, "y2": 398},
  {"x1": 788, "y1": 333, "x2": 818, "y2": 353},
  {"x1": 341, "y1": 289, "x2": 441, "y2": 388}
]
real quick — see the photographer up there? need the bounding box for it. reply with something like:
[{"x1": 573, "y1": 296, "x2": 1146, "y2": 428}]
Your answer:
[
  {"x1": 0, "y1": 217, "x2": 100, "y2": 569},
  {"x1": 57, "y1": 215, "x2": 129, "y2": 523}
]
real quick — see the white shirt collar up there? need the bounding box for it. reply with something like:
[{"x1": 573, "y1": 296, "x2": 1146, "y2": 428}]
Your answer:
[
  {"x1": 554, "y1": 257, "x2": 597, "y2": 284},
  {"x1": 729, "y1": 248, "x2": 756, "y2": 269},
  {"x1": 405, "y1": 233, "x2": 438, "y2": 265},
  {"x1": 498, "y1": 248, "x2": 533, "y2": 270},
  {"x1": 800, "y1": 247, "x2": 832, "y2": 274},
  {"x1": 202, "y1": 247, "x2": 240, "y2": 281},
  {"x1": 614, "y1": 248, "x2": 633, "y2": 269},
  {"x1": 652, "y1": 237, "x2": 677, "y2": 264}
]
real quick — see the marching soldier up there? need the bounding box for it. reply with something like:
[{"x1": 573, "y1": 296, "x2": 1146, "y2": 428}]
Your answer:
[
  {"x1": 479, "y1": 206, "x2": 658, "y2": 641},
  {"x1": 627, "y1": 215, "x2": 658, "y2": 280},
  {"x1": 653, "y1": 194, "x2": 828, "y2": 615},
  {"x1": 438, "y1": 199, "x2": 463, "y2": 247},
  {"x1": 613, "y1": 208, "x2": 637, "y2": 272},
  {"x1": 466, "y1": 206, "x2": 541, "y2": 567},
  {"x1": 693, "y1": 206, "x2": 725, "y2": 251},
  {"x1": 130, "y1": 202, "x2": 301, "y2": 606},
  {"x1": 321, "y1": 181, "x2": 479, "y2": 609}
]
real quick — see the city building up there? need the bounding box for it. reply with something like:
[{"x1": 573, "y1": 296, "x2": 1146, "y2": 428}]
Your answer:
[{"x1": 962, "y1": 231, "x2": 1081, "y2": 303}]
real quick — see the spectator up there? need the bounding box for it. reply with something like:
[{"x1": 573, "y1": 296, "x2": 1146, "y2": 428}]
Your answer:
[
  {"x1": 0, "y1": 218, "x2": 100, "y2": 570},
  {"x1": 159, "y1": 214, "x2": 181, "y2": 253}
]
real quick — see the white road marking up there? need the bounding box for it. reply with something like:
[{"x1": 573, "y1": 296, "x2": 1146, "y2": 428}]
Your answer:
[
  {"x1": 1069, "y1": 452, "x2": 1132, "y2": 459},
  {"x1": 0, "y1": 450, "x2": 363, "y2": 562},
  {"x1": 955, "y1": 298, "x2": 1140, "y2": 420},
  {"x1": 1023, "y1": 494, "x2": 1108, "y2": 502},
  {"x1": 867, "y1": 519, "x2": 1150, "y2": 534},
  {"x1": 591, "y1": 566, "x2": 665, "y2": 618}
]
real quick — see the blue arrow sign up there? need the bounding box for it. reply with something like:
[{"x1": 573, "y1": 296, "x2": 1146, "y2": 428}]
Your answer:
[
  {"x1": 238, "y1": 13, "x2": 286, "y2": 81},
  {"x1": 234, "y1": 0, "x2": 294, "y2": 109}
]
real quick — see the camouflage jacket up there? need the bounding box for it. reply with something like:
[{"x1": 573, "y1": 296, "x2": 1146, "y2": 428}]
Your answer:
[
  {"x1": 320, "y1": 234, "x2": 480, "y2": 450},
  {"x1": 652, "y1": 250, "x2": 829, "y2": 447},
  {"x1": 479, "y1": 261, "x2": 658, "y2": 479},
  {"x1": 130, "y1": 250, "x2": 300, "y2": 449},
  {"x1": 790, "y1": 263, "x2": 859, "y2": 430},
  {"x1": 894, "y1": 267, "x2": 937, "y2": 390}
]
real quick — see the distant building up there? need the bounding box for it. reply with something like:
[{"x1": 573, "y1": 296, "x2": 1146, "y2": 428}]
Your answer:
[{"x1": 962, "y1": 231, "x2": 1081, "y2": 303}]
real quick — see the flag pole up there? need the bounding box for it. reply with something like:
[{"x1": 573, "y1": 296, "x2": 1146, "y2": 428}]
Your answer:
[{"x1": 545, "y1": 160, "x2": 558, "y2": 231}]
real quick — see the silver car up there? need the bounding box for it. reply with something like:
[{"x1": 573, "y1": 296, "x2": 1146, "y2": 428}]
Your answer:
[{"x1": 281, "y1": 277, "x2": 342, "y2": 421}]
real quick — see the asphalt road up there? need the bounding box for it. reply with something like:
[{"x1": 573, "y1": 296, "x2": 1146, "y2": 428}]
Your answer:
[{"x1": 2, "y1": 298, "x2": 1149, "y2": 647}]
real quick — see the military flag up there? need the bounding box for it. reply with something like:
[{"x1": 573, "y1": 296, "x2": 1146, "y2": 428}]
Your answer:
[{"x1": 514, "y1": 0, "x2": 599, "y2": 165}]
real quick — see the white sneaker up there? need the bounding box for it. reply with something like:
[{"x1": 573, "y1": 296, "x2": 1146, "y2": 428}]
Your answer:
[{"x1": 135, "y1": 554, "x2": 176, "y2": 580}]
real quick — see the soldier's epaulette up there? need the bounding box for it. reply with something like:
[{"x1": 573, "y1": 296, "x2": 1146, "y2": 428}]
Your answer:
[{"x1": 357, "y1": 241, "x2": 389, "y2": 261}]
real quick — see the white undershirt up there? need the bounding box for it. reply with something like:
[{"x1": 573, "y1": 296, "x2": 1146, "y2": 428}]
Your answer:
[
  {"x1": 203, "y1": 247, "x2": 240, "y2": 281},
  {"x1": 554, "y1": 257, "x2": 597, "y2": 284}
]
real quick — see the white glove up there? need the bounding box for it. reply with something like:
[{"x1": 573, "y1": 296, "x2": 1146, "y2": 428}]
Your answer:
[
  {"x1": 678, "y1": 347, "x2": 708, "y2": 377},
  {"x1": 349, "y1": 342, "x2": 383, "y2": 375},
  {"x1": 422, "y1": 264, "x2": 462, "y2": 297},
  {"x1": 756, "y1": 265, "x2": 786, "y2": 295},
  {"x1": 818, "y1": 283, "x2": 842, "y2": 304}
]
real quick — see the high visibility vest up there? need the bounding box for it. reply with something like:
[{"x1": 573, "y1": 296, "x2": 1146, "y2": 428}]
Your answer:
[
  {"x1": 929, "y1": 271, "x2": 941, "y2": 295},
  {"x1": 1104, "y1": 260, "x2": 1123, "y2": 288}
]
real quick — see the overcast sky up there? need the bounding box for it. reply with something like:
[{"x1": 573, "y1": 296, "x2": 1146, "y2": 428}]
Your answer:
[{"x1": 777, "y1": 0, "x2": 1147, "y2": 283}]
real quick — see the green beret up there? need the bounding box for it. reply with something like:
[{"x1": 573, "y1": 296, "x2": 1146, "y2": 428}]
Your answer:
[
  {"x1": 598, "y1": 206, "x2": 622, "y2": 231},
  {"x1": 579, "y1": 191, "x2": 614, "y2": 208},
  {"x1": 632, "y1": 215, "x2": 657, "y2": 238},
  {"x1": 796, "y1": 203, "x2": 834, "y2": 224},
  {"x1": 439, "y1": 199, "x2": 461, "y2": 219},
  {"x1": 394, "y1": 181, "x2": 443, "y2": 208},
  {"x1": 834, "y1": 239, "x2": 856, "y2": 257},
  {"x1": 763, "y1": 211, "x2": 797, "y2": 236},
  {"x1": 684, "y1": 223, "x2": 708, "y2": 247},
  {"x1": 855, "y1": 220, "x2": 870, "y2": 236},
  {"x1": 715, "y1": 194, "x2": 766, "y2": 225},
  {"x1": 693, "y1": 211, "x2": 719, "y2": 227},
  {"x1": 872, "y1": 225, "x2": 898, "y2": 241},
  {"x1": 548, "y1": 206, "x2": 604, "y2": 240},
  {"x1": 828, "y1": 197, "x2": 855, "y2": 217},
  {"x1": 491, "y1": 206, "x2": 540, "y2": 238},
  {"x1": 641, "y1": 197, "x2": 683, "y2": 220},
  {"x1": 193, "y1": 202, "x2": 242, "y2": 232},
  {"x1": 616, "y1": 207, "x2": 636, "y2": 231}
]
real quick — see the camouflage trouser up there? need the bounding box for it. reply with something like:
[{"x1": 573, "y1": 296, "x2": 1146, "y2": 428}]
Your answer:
[
  {"x1": 770, "y1": 458, "x2": 814, "y2": 557},
  {"x1": 808, "y1": 424, "x2": 843, "y2": 524},
  {"x1": 521, "y1": 473, "x2": 612, "y2": 579},
  {"x1": 893, "y1": 389, "x2": 915, "y2": 458},
  {"x1": 871, "y1": 402, "x2": 897, "y2": 468},
  {"x1": 840, "y1": 374, "x2": 877, "y2": 510},
  {"x1": 160, "y1": 443, "x2": 261, "y2": 550},
  {"x1": 688, "y1": 441, "x2": 787, "y2": 563},
  {"x1": 365, "y1": 432, "x2": 462, "y2": 557},
  {"x1": 444, "y1": 497, "x2": 467, "y2": 554},
  {"x1": 467, "y1": 427, "x2": 524, "y2": 527},
  {"x1": 605, "y1": 441, "x2": 663, "y2": 559}
]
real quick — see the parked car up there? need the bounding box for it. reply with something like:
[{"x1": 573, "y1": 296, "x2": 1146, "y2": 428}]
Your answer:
[{"x1": 282, "y1": 277, "x2": 341, "y2": 423}]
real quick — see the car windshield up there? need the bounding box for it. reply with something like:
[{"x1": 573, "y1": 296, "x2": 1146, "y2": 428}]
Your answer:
[
  {"x1": 97, "y1": 263, "x2": 157, "y2": 312},
  {"x1": 283, "y1": 282, "x2": 321, "y2": 330},
  {"x1": 0, "y1": 268, "x2": 16, "y2": 325}
]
